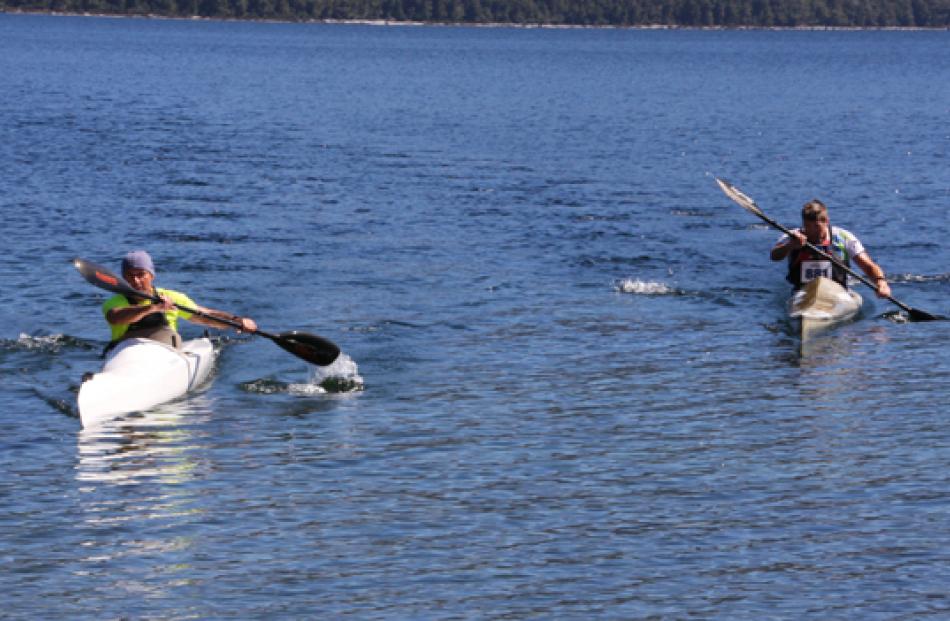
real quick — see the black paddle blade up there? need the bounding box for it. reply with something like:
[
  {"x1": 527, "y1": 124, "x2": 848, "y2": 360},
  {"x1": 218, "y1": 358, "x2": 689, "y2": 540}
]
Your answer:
[
  {"x1": 906, "y1": 307, "x2": 946, "y2": 322},
  {"x1": 72, "y1": 257, "x2": 146, "y2": 300},
  {"x1": 272, "y1": 331, "x2": 341, "y2": 366}
]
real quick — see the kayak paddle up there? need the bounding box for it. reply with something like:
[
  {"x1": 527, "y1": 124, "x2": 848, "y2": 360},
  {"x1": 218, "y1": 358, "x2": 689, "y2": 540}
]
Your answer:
[
  {"x1": 72, "y1": 257, "x2": 341, "y2": 365},
  {"x1": 715, "y1": 178, "x2": 944, "y2": 322}
]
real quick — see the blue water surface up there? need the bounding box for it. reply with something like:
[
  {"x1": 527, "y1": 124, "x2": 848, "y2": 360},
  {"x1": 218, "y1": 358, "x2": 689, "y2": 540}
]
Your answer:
[{"x1": 1, "y1": 13, "x2": 949, "y2": 619}]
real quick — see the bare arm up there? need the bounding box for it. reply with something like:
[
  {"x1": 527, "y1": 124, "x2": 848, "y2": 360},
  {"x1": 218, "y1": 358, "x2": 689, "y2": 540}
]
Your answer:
[
  {"x1": 106, "y1": 295, "x2": 174, "y2": 325},
  {"x1": 770, "y1": 230, "x2": 805, "y2": 261},
  {"x1": 187, "y1": 305, "x2": 258, "y2": 333},
  {"x1": 853, "y1": 253, "x2": 892, "y2": 298}
]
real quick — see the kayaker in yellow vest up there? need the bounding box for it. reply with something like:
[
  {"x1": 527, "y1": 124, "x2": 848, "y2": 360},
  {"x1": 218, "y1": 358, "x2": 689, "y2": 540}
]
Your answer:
[
  {"x1": 104, "y1": 250, "x2": 257, "y2": 350},
  {"x1": 770, "y1": 199, "x2": 892, "y2": 298}
]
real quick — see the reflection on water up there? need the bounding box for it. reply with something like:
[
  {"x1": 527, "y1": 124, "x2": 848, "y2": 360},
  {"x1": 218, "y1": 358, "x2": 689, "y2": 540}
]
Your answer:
[
  {"x1": 73, "y1": 398, "x2": 216, "y2": 608},
  {"x1": 76, "y1": 397, "x2": 212, "y2": 486},
  {"x1": 797, "y1": 329, "x2": 863, "y2": 363},
  {"x1": 792, "y1": 324, "x2": 893, "y2": 408},
  {"x1": 797, "y1": 323, "x2": 890, "y2": 362},
  {"x1": 4, "y1": 18, "x2": 948, "y2": 617}
]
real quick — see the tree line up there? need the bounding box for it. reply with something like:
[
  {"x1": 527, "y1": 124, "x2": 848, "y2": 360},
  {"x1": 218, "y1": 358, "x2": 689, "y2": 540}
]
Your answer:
[{"x1": 4, "y1": 0, "x2": 949, "y2": 27}]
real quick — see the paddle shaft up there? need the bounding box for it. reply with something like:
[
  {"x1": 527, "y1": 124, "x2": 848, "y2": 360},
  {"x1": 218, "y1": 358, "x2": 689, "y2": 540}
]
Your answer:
[
  {"x1": 748, "y1": 204, "x2": 919, "y2": 315},
  {"x1": 95, "y1": 269, "x2": 259, "y2": 334},
  {"x1": 73, "y1": 258, "x2": 342, "y2": 364},
  {"x1": 716, "y1": 177, "x2": 945, "y2": 321}
]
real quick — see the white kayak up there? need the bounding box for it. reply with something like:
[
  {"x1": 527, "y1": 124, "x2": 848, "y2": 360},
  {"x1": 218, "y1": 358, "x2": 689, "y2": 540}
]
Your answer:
[
  {"x1": 788, "y1": 277, "x2": 863, "y2": 340},
  {"x1": 78, "y1": 337, "x2": 216, "y2": 428}
]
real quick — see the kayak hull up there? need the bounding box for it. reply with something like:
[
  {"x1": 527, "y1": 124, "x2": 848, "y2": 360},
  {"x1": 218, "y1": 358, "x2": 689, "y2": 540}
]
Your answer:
[
  {"x1": 78, "y1": 337, "x2": 215, "y2": 428},
  {"x1": 788, "y1": 277, "x2": 863, "y2": 340}
]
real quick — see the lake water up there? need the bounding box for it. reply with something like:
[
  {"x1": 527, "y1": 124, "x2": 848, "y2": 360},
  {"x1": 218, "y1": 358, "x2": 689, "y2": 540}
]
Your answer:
[{"x1": 2, "y1": 13, "x2": 949, "y2": 618}]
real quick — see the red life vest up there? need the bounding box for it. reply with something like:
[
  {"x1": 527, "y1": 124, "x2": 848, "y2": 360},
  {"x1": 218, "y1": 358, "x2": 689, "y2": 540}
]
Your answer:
[{"x1": 787, "y1": 227, "x2": 851, "y2": 289}]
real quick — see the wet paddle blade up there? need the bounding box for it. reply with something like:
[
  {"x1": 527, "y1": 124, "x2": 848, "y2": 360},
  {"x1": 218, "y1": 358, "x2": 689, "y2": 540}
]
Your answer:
[
  {"x1": 270, "y1": 330, "x2": 341, "y2": 366},
  {"x1": 716, "y1": 178, "x2": 764, "y2": 218},
  {"x1": 72, "y1": 257, "x2": 152, "y2": 301},
  {"x1": 906, "y1": 307, "x2": 945, "y2": 322}
]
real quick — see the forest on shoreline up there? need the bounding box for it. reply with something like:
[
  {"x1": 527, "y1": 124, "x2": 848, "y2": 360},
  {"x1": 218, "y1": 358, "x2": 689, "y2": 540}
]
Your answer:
[{"x1": 3, "y1": 0, "x2": 949, "y2": 27}]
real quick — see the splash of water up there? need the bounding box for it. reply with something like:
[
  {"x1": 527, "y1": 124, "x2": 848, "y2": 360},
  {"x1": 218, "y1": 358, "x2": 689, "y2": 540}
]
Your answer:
[
  {"x1": 880, "y1": 310, "x2": 910, "y2": 324},
  {"x1": 240, "y1": 353, "x2": 364, "y2": 395},
  {"x1": 7, "y1": 333, "x2": 97, "y2": 353},
  {"x1": 893, "y1": 272, "x2": 950, "y2": 283},
  {"x1": 239, "y1": 378, "x2": 291, "y2": 394},
  {"x1": 615, "y1": 279, "x2": 675, "y2": 295},
  {"x1": 307, "y1": 352, "x2": 364, "y2": 393}
]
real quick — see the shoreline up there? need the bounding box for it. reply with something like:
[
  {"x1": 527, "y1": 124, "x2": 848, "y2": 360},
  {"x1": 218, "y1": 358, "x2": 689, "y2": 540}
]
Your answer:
[{"x1": 3, "y1": 9, "x2": 948, "y2": 30}]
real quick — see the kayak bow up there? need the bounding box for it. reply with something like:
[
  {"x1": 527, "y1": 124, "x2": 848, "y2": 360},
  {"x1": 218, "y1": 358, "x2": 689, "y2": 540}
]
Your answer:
[
  {"x1": 78, "y1": 337, "x2": 215, "y2": 428},
  {"x1": 788, "y1": 277, "x2": 863, "y2": 340}
]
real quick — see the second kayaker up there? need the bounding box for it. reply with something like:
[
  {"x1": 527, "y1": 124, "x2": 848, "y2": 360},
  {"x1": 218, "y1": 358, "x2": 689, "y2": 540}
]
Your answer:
[
  {"x1": 103, "y1": 250, "x2": 257, "y2": 350},
  {"x1": 769, "y1": 199, "x2": 892, "y2": 299}
]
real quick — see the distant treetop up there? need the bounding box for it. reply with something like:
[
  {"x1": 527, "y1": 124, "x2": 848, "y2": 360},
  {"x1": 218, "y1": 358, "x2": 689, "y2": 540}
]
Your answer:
[{"x1": 4, "y1": 0, "x2": 949, "y2": 27}]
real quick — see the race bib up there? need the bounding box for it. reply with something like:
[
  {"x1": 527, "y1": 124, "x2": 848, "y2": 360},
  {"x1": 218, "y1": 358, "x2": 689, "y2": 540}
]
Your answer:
[{"x1": 801, "y1": 260, "x2": 832, "y2": 282}]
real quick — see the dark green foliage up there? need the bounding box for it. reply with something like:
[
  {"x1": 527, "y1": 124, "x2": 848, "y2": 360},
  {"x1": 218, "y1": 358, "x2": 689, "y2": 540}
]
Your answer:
[{"x1": 4, "y1": 0, "x2": 949, "y2": 26}]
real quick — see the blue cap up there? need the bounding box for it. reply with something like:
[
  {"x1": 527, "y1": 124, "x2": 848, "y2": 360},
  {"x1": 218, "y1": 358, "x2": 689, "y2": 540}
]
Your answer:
[{"x1": 121, "y1": 250, "x2": 155, "y2": 276}]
